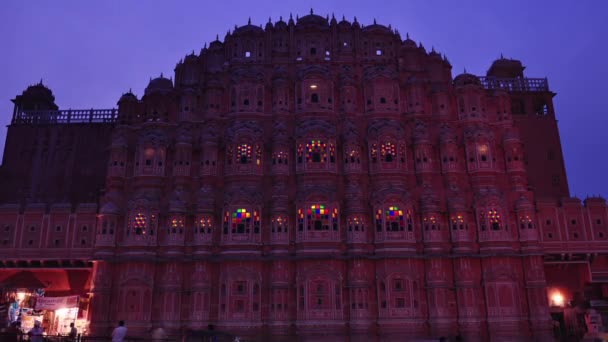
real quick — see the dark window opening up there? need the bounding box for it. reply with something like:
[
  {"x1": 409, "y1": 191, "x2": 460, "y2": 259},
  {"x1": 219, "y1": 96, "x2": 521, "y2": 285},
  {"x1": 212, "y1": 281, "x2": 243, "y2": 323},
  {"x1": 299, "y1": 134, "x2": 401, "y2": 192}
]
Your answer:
[
  {"x1": 311, "y1": 93, "x2": 319, "y2": 103},
  {"x1": 380, "y1": 97, "x2": 386, "y2": 104},
  {"x1": 310, "y1": 47, "x2": 317, "y2": 55}
]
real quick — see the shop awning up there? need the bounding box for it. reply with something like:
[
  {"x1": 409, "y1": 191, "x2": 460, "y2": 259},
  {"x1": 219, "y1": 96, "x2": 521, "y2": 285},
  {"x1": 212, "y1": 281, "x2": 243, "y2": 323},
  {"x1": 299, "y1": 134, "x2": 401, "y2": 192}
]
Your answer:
[{"x1": 0, "y1": 271, "x2": 46, "y2": 290}]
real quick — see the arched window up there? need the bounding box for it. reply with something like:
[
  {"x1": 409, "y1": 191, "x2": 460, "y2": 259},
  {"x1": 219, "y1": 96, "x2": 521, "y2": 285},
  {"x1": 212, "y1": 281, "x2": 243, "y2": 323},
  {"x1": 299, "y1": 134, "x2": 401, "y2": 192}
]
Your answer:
[
  {"x1": 479, "y1": 208, "x2": 502, "y2": 231},
  {"x1": 271, "y1": 215, "x2": 288, "y2": 233},
  {"x1": 423, "y1": 216, "x2": 440, "y2": 230},
  {"x1": 311, "y1": 93, "x2": 319, "y2": 103},
  {"x1": 307, "y1": 140, "x2": 326, "y2": 163},
  {"x1": 168, "y1": 216, "x2": 184, "y2": 234},
  {"x1": 347, "y1": 216, "x2": 365, "y2": 232},
  {"x1": 519, "y1": 215, "x2": 533, "y2": 229},
  {"x1": 304, "y1": 204, "x2": 338, "y2": 231},
  {"x1": 223, "y1": 208, "x2": 260, "y2": 234},
  {"x1": 133, "y1": 212, "x2": 147, "y2": 235},
  {"x1": 237, "y1": 143, "x2": 252, "y2": 164},
  {"x1": 381, "y1": 142, "x2": 396, "y2": 162},
  {"x1": 375, "y1": 206, "x2": 411, "y2": 232},
  {"x1": 450, "y1": 215, "x2": 467, "y2": 230},
  {"x1": 196, "y1": 215, "x2": 213, "y2": 234}
]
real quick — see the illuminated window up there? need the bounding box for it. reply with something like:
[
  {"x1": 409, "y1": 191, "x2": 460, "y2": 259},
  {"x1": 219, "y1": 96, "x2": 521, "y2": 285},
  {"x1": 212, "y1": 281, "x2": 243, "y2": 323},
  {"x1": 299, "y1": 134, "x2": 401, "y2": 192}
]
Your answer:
[
  {"x1": 371, "y1": 143, "x2": 378, "y2": 163},
  {"x1": 273, "y1": 151, "x2": 288, "y2": 165},
  {"x1": 451, "y1": 215, "x2": 466, "y2": 230},
  {"x1": 271, "y1": 215, "x2": 287, "y2": 233},
  {"x1": 306, "y1": 140, "x2": 326, "y2": 163},
  {"x1": 478, "y1": 144, "x2": 489, "y2": 162},
  {"x1": 344, "y1": 147, "x2": 360, "y2": 164},
  {"x1": 520, "y1": 215, "x2": 533, "y2": 229},
  {"x1": 169, "y1": 216, "x2": 184, "y2": 234},
  {"x1": 488, "y1": 209, "x2": 501, "y2": 230},
  {"x1": 197, "y1": 216, "x2": 213, "y2": 234},
  {"x1": 423, "y1": 216, "x2": 439, "y2": 230},
  {"x1": 237, "y1": 144, "x2": 252, "y2": 164},
  {"x1": 387, "y1": 206, "x2": 405, "y2": 231},
  {"x1": 381, "y1": 142, "x2": 396, "y2": 162},
  {"x1": 348, "y1": 216, "x2": 365, "y2": 232},
  {"x1": 133, "y1": 212, "x2": 147, "y2": 235},
  {"x1": 305, "y1": 205, "x2": 338, "y2": 231},
  {"x1": 223, "y1": 208, "x2": 260, "y2": 234}
]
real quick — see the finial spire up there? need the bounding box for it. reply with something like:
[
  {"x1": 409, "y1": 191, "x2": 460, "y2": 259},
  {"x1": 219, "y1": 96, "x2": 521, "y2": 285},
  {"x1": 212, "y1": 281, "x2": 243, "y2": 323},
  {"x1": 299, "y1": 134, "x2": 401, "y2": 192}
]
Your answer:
[
  {"x1": 160, "y1": 72, "x2": 164, "y2": 78},
  {"x1": 215, "y1": 33, "x2": 219, "y2": 40},
  {"x1": 129, "y1": 88, "x2": 132, "y2": 93},
  {"x1": 248, "y1": 17, "x2": 251, "y2": 25},
  {"x1": 279, "y1": 15, "x2": 282, "y2": 21},
  {"x1": 268, "y1": 16, "x2": 271, "y2": 23},
  {"x1": 354, "y1": 16, "x2": 358, "y2": 23},
  {"x1": 406, "y1": 32, "x2": 410, "y2": 39},
  {"x1": 203, "y1": 42, "x2": 207, "y2": 49},
  {"x1": 39, "y1": 78, "x2": 43, "y2": 85},
  {"x1": 464, "y1": 67, "x2": 467, "y2": 73},
  {"x1": 342, "y1": 14, "x2": 345, "y2": 21},
  {"x1": 500, "y1": 52, "x2": 504, "y2": 59},
  {"x1": 373, "y1": 18, "x2": 376, "y2": 24},
  {"x1": 310, "y1": 8, "x2": 313, "y2": 15}
]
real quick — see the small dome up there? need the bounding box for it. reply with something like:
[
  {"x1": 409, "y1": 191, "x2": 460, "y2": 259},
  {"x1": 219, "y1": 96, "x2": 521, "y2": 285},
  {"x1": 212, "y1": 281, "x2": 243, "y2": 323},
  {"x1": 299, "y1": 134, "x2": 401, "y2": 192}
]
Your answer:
[
  {"x1": 274, "y1": 17, "x2": 287, "y2": 30},
  {"x1": 296, "y1": 10, "x2": 329, "y2": 29},
  {"x1": 453, "y1": 73, "x2": 482, "y2": 87},
  {"x1": 233, "y1": 23, "x2": 264, "y2": 35},
  {"x1": 402, "y1": 34, "x2": 417, "y2": 48},
  {"x1": 362, "y1": 22, "x2": 392, "y2": 35},
  {"x1": 145, "y1": 75, "x2": 173, "y2": 95},
  {"x1": 13, "y1": 80, "x2": 58, "y2": 111},
  {"x1": 118, "y1": 90, "x2": 137, "y2": 104},
  {"x1": 338, "y1": 17, "x2": 351, "y2": 29}
]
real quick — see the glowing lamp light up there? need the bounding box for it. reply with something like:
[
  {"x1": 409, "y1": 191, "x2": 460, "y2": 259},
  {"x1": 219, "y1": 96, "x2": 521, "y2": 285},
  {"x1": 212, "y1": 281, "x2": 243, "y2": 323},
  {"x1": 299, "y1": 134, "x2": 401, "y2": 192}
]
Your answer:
[
  {"x1": 310, "y1": 84, "x2": 318, "y2": 89},
  {"x1": 551, "y1": 292, "x2": 565, "y2": 307},
  {"x1": 16, "y1": 292, "x2": 26, "y2": 301}
]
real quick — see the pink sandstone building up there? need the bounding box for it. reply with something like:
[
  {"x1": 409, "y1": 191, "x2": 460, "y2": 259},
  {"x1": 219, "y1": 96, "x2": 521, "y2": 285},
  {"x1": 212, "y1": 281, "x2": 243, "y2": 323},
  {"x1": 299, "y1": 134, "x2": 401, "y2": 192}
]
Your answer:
[{"x1": 0, "y1": 11, "x2": 606, "y2": 341}]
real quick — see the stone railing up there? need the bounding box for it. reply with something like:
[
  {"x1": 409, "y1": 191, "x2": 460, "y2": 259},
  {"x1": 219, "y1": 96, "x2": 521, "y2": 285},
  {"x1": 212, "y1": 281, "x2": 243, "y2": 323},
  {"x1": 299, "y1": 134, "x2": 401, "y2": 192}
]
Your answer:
[
  {"x1": 12, "y1": 108, "x2": 118, "y2": 125},
  {"x1": 479, "y1": 77, "x2": 549, "y2": 92}
]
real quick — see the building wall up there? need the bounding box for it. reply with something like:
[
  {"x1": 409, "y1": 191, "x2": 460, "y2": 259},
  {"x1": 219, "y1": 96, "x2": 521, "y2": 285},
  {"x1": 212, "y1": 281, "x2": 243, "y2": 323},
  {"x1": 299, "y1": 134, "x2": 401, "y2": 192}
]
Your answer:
[{"x1": 1, "y1": 13, "x2": 604, "y2": 341}]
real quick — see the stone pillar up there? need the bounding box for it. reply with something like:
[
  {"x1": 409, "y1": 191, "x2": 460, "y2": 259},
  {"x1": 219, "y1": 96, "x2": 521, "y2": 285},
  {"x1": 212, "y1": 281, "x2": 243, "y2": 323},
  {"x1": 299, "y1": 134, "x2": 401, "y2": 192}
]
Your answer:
[{"x1": 88, "y1": 261, "x2": 114, "y2": 336}]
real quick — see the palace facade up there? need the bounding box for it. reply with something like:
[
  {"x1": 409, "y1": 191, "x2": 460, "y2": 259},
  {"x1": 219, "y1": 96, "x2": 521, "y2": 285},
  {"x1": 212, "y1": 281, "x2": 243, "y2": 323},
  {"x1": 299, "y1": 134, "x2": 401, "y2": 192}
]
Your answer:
[{"x1": 1, "y1": 11, "x2": 606, "y2": 342}]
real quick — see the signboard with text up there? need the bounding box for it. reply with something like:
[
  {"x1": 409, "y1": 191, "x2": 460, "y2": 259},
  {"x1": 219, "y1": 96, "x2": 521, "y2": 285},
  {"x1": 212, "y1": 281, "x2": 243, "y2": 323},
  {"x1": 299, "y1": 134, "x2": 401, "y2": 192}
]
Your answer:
[{"x1": 35, "y1": 296, "x2": 79, "y2": 310}]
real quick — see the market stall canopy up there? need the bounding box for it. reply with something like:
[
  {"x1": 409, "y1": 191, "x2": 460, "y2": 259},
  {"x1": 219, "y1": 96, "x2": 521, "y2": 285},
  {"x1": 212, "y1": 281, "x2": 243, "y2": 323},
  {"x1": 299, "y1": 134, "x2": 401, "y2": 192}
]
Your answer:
[{"x1": 0, "y1": 271, "x2": 46, "y2": 289}]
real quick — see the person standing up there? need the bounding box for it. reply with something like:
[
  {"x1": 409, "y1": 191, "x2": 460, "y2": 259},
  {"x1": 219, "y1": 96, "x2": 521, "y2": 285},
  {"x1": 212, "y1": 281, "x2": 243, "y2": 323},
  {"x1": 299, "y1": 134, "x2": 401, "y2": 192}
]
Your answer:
[
  {"x1": 111, "y1": 320, "x2": 127, "y2": 342},
  {"x1": 28, "y1": 320, "x2": 44, "y2": 342},
  {"x1": 68, "y1": 322, "x2": 78, "y2": 341}
]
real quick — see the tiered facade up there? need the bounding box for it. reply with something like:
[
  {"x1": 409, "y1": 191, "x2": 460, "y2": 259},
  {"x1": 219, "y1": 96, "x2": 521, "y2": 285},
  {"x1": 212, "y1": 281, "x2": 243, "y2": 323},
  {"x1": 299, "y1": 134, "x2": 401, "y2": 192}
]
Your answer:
[{"x1": 1, "y1": 11, "x2": 607, "y2": 342}]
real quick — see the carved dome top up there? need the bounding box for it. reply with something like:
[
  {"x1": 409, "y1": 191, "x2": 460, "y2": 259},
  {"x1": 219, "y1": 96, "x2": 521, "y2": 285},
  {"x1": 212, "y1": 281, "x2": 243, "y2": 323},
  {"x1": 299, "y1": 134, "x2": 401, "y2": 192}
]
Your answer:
[
  {"x1": 362, "y1": 21, "x2": 392, "y2": 35},
  {"x1": 274, "y1": 17, "x2": 288, "y2": 30},
  {"x1": 453, "y1": 72, "x2": 482, "y2": 88},
  {"x1": 296, "y1": 10, "x2": 329, "y2": 29},
  {"x1": 118, "y1": 90, "x2": 138, "y2": 104},
  {"x1": 233, "y1": 18, "x2": 264, "y2": 35},
  {"x1": 145, "y1": 74, "x2": 173, "y2": 95}
]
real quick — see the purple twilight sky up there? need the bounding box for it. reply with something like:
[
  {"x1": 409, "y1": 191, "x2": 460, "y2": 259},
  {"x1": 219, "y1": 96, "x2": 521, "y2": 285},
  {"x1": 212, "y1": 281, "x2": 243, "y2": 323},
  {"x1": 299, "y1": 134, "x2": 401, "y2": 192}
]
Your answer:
[{"x1": 0, "y1": 0, "x2": 607, "y2": 198}]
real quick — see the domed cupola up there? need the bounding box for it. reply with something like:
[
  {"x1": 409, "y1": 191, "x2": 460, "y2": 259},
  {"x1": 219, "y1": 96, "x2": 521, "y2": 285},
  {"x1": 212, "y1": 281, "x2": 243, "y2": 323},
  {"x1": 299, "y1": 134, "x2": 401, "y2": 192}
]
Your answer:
[
  {"x1": 117, "y1": 89, "x2": 138, "y2": 105},
  {"x1": 454, "y1": 72, "x2": 482, "y2": 88},
  {"x1": 145, "y1": 74, "x2": 174, "y2": 95},
  {"x1": 274, "y1": 16, "x2": 287, "y2": 31},
  {"x1": 361, "y1": 19, "x2": 392, "y2": 35},
  {"x1": 338, "y1": 15, "x2": 351, "y2": 29},
  {"x1": 233, "y1": 17, "x2": 265, "y2": 35},
  {"x1": 296, "y1": 9, "x2": 330, "y2": 30},
  {"x1": 402, "y1": 33, "x2": 417, "y2": 48},
  {"x1": 12, "y1": 80, "x2": 58, "y2": 111}
]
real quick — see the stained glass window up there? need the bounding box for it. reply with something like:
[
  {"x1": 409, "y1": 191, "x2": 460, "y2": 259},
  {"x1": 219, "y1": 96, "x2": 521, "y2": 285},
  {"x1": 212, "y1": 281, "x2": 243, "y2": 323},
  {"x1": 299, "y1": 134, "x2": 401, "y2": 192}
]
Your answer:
[
  {"x1": 385, "y1": 206, "x2": 405, "y2": 232},
  {"x1": 223, "y1": 208, "x2": 260, "y2": 235},
  {"x1": 306, "y1": 140, "x2": 326, "y2": 163},
  {"x1": 304, "y1": 205, "x2": 338, "y2": 231},
  {"x1": 381, "y1": 142, "x2": 396, "y2": 162},
  {"x1": 255, "y1": 145, "x2": 262, "y2": 166}
]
